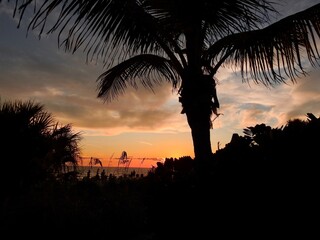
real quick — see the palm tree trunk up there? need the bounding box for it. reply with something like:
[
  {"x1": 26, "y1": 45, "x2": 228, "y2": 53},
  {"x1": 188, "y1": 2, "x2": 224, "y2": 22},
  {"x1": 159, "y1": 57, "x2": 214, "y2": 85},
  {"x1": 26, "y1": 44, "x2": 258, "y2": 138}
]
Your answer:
[
  {"x1": 186, "y1": 107, "x2": 213, "y2": 159},
  {"x1": 180, "y1": 72, "x2": 216, "y2": 173},
  {"x1": 184, "y1": 103, "x2": 215, "y2": 177}
]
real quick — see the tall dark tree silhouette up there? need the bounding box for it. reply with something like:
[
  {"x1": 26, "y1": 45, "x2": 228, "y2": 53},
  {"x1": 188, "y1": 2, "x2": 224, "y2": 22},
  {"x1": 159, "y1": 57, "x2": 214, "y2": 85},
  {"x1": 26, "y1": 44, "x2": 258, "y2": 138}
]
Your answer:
[{"x1": 3, "y1": 1, "x2": 320, "y2": 170}]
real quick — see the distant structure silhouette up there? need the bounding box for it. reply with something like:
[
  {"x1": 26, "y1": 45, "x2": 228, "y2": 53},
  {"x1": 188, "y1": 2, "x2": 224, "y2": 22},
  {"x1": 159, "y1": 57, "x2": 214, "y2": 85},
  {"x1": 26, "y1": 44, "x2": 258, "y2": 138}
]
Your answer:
[
  {"x1": 117, "y1": 151, "x2": 132, "y2": 171},
  {"x1": 89, "y1": 157, "x2": 103, "y2": 167},
  {"x1": 119, "y1": 151, "x2": 128, "y2": 163}
]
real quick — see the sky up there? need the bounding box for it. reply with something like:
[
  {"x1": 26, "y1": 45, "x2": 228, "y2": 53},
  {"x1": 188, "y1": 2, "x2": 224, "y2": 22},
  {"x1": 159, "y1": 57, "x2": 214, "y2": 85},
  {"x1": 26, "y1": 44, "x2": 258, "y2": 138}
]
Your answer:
[{"x1": 1, "y1": 0, "x2": 320, "y2": 168}]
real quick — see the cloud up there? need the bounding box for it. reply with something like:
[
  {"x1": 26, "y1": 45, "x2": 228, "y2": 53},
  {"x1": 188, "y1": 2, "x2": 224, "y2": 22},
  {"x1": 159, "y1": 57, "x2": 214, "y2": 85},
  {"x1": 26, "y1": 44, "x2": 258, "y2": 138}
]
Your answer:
[
  {"x1": 138, "y1": 141, "x2": 153, "y2": 146},
  {"x1": 1, "y1": 10, "x2": 186, "y2": 136},
  {"x1": 286, "y1": 68, "x2": 320, "y2": 119},
  {"x1": 214, "y1": 60, "x2": 320, "y2": 133}
]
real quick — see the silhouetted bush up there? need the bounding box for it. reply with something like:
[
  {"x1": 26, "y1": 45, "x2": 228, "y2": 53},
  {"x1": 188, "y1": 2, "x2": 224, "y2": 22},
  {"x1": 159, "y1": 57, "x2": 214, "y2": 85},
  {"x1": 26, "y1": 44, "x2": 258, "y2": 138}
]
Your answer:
[{"x1": 0, "y1": 99, "x2": 82, "y2": 192}]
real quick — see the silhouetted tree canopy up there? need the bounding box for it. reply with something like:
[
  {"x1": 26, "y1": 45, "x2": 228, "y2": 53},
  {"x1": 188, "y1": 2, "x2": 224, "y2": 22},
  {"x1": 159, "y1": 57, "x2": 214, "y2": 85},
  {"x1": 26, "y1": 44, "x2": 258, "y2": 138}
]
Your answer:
[{"x1": 0, "y1": 98, "x2": 82, "y2": 190}]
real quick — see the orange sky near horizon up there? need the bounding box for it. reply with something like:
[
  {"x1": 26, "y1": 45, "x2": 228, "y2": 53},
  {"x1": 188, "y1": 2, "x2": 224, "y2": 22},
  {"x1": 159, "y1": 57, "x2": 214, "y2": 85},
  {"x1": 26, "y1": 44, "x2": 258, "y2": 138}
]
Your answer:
[
  {"x1": 79, "y1": 156, "x2": 165, "y2": 169},
  {"x1": 78, "y1": 130, "x2": 197, "y2": 168}
]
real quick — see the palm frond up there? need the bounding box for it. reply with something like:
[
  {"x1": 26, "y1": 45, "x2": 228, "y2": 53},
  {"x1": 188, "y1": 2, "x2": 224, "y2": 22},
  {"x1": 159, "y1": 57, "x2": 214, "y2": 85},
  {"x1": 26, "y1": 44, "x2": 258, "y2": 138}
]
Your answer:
[
  {"x1": 97, "y1": 54, "x2": 180, "y2": 102},
  {"x1": 8, "y1": 0, "x2": 183, "y2": 68},
  {"x1": 205, "y1": 3, "x2": 320, "y2": 86},
  {"x1": 202, "y1": 0, "x2": 277, "y2": 42}
]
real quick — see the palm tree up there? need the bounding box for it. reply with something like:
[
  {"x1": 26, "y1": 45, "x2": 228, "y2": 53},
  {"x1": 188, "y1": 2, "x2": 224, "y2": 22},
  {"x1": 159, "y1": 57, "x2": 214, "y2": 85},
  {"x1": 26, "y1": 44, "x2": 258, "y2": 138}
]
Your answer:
[
  {"x1": 4, "y1": 1, "x2": 320, "y2": 170},
  {"x1": 0, "y1": 99, "x2": 82, "y2": 188},
  {"x1": 0, "y1": 99, "x2": 53, "y2": 185},
  {"x1": 44, "y1": 123, "x2": 82, "y2": 176}
]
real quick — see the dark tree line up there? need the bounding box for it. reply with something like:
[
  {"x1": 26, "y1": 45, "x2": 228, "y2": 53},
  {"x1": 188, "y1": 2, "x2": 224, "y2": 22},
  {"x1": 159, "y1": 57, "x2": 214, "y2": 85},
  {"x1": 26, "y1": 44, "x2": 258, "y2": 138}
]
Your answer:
[{"x1": 151, "y1": 112, "x2": 319, "y2": 190}]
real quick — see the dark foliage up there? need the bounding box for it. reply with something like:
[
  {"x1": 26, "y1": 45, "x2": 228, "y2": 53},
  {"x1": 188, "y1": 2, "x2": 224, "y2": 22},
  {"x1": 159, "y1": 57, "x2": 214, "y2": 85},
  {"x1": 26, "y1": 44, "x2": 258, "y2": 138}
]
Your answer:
[
  {"x1": 1, "y1": 112, "x2": 318, "y2": 238},
  {"x1": 0, "y1": 99, "x2": 82, "y2": 193}
]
